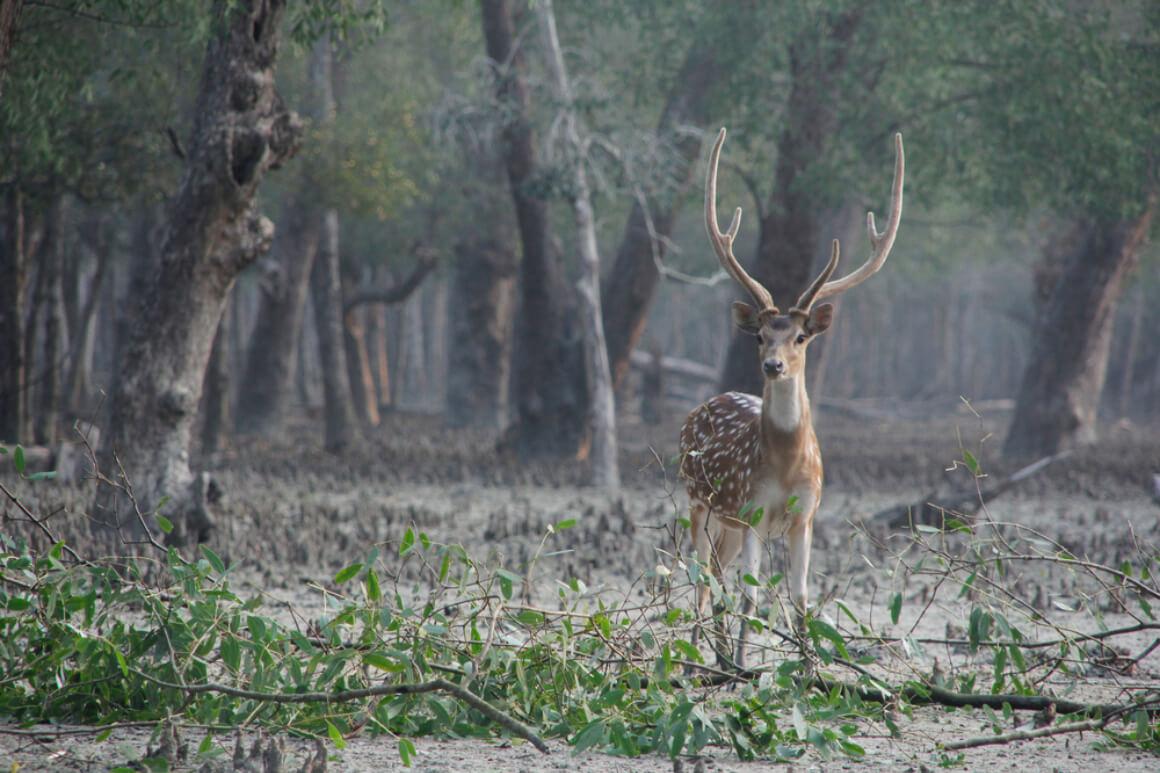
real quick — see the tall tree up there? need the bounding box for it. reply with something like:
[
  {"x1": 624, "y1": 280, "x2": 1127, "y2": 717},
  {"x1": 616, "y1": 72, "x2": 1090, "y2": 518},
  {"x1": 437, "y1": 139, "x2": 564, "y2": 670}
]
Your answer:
[
  {"x1": 1003, "y1": 205, "x2": 1155, "y2": 459},
  {"x1": 536, "y1": 0, "x2": 618, "y2": 488},
  {"x1": 600, "y1": 7, "x2": 758, "y2": 390},
  {"x1": 718, "y1": 6, "x2": 867, "y2": 394},
  {"x1": 918, "y1": 2, "x2": 1160, "y2": 459},
  {"x1": 310, "y1": 209, "x2": 359, "y2": 452},
  {"x1": 94, "y1": 0, "x2": 302, "y2": 545},
  {"x1": 234, "y1": 37, "x2": 335, "y2": 438},
  {"x1": 30, "y1": 195, "x2": 68, "y2": 445},
  {"x1": 480, "y1": 0, "x2": 587, "y2": 459},
  {"x1": 0, "y1": 186, "x2": 26, "y2": 442},
  {"x1": 445, "y1": 229, "x2": 517, "y2": 428},
  {"x1": 0, "y1": 0, "x2": 22, "y2": 100}
]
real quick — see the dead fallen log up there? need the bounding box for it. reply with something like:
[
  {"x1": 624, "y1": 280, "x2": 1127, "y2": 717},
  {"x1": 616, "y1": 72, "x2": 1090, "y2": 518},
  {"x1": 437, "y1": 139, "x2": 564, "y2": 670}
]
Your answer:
[
  {"x1": 628, "y1": 350, "x2": 717, "y2": 385},
  {"x1": 873, "y1": 450, "x2": 1073, "y2": 529}
]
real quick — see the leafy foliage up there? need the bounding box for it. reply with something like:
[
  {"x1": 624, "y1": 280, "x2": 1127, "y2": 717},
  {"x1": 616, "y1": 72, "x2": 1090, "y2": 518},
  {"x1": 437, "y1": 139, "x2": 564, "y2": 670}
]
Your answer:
[{"x1": 3, "y1": 438, "x2": 1160, "y2": 765}]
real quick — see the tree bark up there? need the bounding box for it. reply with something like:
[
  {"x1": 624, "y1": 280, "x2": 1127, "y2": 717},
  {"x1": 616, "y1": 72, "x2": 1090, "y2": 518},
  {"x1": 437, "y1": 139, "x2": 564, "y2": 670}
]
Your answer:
[
  {"x1": 445, "y1": 235, "x2": 516, "y2": 428},
  {"x1": 718, "y1": 10, "x2": 863, "y2": 394},
  {"x1": 65, "y1": 220, "x2": 111, "y2": 415},
  {"x1": 233, "y1": 191, "x2": 321, "y2": 436},
  {"x1": 536, "y1": 0, "x2": 618, "y2": 488},
  {"x1": 342, "y1": 297, "x2": 379, "y2": 426},
  {"x1": 310, "y1": 209, "x2": 358, "y2": 452},
  {"x1": 93, "y1": 0, "x2": 302, "y2": 547},
  {"x1": 1002, "y1": 202, "x2": 1155, "y2": 461},
  {"x1": 481, "y1": 0, "x2": 587, "y2": 459},
  {"x1": 234, "y1": 37, "x2": 339, "y2": 438},
  {"x1": 200, "y1": 298, "x2": 231, "y2": 456},
  {"x1": 31, "y1": 196, "x2": 67, "y2": 445},
  {"x1": 0, "y1": 186, "x2": 27, "y2": 443},
  {"x1": 0, "y1": 0, "x2": 22, "y2": 101}
]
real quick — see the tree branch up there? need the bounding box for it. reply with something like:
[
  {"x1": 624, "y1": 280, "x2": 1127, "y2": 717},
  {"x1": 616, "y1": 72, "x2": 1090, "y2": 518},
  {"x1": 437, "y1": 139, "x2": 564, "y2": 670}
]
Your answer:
[
  {"x1": 130, "y1": 669, "x2": 549, "y2": 754},
  {"x1": 342, "y1": 248, "x2": 438, "y2": 317}
]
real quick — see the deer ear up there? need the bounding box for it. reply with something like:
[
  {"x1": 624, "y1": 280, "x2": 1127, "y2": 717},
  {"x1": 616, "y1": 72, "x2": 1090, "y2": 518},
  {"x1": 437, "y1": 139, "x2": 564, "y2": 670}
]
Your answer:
[
  {"x1": 805, "y1": 303, "x2": 833, "y2": 336},
  {"x1": 731, "y1": 301, "x2": 761, "y2": 335}
]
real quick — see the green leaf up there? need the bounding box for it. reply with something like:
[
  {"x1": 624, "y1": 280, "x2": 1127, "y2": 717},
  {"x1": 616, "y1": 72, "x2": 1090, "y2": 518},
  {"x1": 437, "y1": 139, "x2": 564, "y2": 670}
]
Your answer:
[
  {"x1": 496, "y1": 569, "x2": 521, "y2": 601},
  {"x1": 200, "y1": 545, "x2": 225, "y2": 574},
  {"x1": 554, "y1": 518, "x2": 577, "y2": 531},
  {"x1": 398, "y1": 738, "x2": 415, "y2": 766},
  {"x1": 365, "y1": 568, "x2": 381, "y2": 602},
  {"x1": 156, "y1": 515, "x2": 173, "y2": 534},
  {"x1": 750, "y1": 506, "x2": 765, "y2": 527},
  {"x1": 573, "y1": 721, "x2": 607, "y2": 754},
  {"x1": 808, "y1": 618, "x2": 850, "y2": 660},
  {"x1": 889, "y1": 592, "x2": 902, "y2": 625},
  {"x1": 963, "y1": 449, "x2": 981, "y2": 476},
  {"x1": 363, "y1": 652, "x2": 402, "y2": 672},
  {"x1": 25, "y1": 470, "x2": 57, "y2": 481},
  {"x1": 247, "y1": 615, "x2": 267, "y2": 641},
  {"x1": 334, "y1": 563, "x2": 363, "y2": 584},
  {"x1": 327, "y1": 721, "x2": 347, "y2": 750},
  {"x1": 13, "y1": 445, "x2": 25, "y2": 475},
  {"x1": 399, "y1": 528, "x2": 415, "y2": 556},
  {"x1": 517, "y1": 609, "x2": 544, "y2": 625},
  {"x1": 968, "y1": 607, "x2": 991, "y2": 653},
  {"x1": 113, "y1": 647, "x2": 129, "y2": 677},
  {"x1": 221, "y1": 636, "x2": 241, "y2": 672},
  {"x1": 742, "y1": 573, "x2": 760, "y2": 586}
]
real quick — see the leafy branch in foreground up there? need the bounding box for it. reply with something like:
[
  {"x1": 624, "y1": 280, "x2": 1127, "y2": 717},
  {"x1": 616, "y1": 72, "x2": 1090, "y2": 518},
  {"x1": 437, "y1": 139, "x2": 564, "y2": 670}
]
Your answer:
[{"x1": 2, "y1": 437, "x2": 1160, "y2": 766}]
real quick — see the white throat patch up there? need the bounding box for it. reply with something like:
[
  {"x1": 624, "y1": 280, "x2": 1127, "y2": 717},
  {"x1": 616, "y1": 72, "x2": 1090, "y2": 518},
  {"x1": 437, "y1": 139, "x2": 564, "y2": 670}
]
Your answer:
[{"x1": 764, "y1": 376, "x2": 803, "y2": 432}]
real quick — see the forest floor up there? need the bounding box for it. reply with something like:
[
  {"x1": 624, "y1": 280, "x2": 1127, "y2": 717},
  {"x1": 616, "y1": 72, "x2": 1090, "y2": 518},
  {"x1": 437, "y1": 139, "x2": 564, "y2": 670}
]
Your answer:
[{"x1": 3, "y1": 398, "x2": 1160, "y2": 771}]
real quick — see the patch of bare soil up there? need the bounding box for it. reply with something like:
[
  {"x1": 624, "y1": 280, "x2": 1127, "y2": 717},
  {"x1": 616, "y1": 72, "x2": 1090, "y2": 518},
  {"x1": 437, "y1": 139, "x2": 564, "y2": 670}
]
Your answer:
[{"x1": 2, "y1": 403, "x2": 1159, "y2": 771}]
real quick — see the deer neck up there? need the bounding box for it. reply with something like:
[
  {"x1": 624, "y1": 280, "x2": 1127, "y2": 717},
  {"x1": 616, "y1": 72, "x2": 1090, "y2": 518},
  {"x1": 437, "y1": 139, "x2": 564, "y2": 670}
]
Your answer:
[{"x1": 760, "y1": 372, "x2": 812, "y2": 439}]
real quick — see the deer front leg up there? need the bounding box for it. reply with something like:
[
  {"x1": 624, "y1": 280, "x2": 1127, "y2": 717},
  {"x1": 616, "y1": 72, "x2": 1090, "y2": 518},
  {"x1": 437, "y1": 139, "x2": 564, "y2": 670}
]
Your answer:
[
  {"x1": 786, "y1": 518, "x2": 813, "y2": 635},
  {"x1": 733, "y1": 527, "x2": 761, "y2": 669}
]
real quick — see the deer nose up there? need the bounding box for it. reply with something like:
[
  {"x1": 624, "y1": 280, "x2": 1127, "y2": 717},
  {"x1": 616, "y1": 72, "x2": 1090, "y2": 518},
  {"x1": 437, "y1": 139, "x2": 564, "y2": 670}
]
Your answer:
[{"x1": 762, "y1": 358, "x2": 784, "y2": 376}]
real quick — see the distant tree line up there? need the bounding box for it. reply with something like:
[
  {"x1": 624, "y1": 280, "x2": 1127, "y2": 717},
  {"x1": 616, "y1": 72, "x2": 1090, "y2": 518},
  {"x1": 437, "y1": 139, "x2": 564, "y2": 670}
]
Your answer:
[{"x1": 0, "y1": 0, "x2": 1157, "y2": 542}]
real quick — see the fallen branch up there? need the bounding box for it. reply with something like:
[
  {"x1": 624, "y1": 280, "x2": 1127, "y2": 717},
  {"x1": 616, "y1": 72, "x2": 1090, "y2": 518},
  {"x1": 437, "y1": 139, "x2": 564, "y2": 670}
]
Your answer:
[
  {"x1": 809, "y1": 673, "x2": 1130, "y2": 718},
  {"x1": 873, "y1": 450, "x2": 1073, "y2": 529},
  {"x1": 944, "y1": 716, "x2": 1113, "y2": 750},
  {"x1": 130, "y1": 669, "x2": 549, "y2": 754},
  {"x1": 942, "y1": 693, "x2": 1160, "y2": 751}
]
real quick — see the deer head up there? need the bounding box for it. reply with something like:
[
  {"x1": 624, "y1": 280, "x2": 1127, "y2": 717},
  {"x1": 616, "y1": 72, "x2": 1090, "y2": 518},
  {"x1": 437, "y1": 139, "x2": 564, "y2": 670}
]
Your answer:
[{"x1": 704, "y1": 128, "x2": 904, "y2": 383}]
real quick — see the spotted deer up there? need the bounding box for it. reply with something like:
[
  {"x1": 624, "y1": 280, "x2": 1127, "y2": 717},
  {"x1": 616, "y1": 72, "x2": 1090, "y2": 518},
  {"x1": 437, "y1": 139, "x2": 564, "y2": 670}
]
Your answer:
[{"x1": 680, "y1": 128, "x2": 904, "y2": 665}]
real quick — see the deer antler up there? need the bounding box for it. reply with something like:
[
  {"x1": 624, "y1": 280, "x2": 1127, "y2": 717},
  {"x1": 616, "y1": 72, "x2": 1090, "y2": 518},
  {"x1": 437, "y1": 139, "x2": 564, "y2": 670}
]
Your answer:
[
  {"x1": 789, "y1": 239, "x2": 840, "y2": 316},
  {"x1": 807, "y1": 133, "x2": 905, "y2": 305},
  {"x1": 705, "y1": 128, "x2": 776, "y2": 313}
]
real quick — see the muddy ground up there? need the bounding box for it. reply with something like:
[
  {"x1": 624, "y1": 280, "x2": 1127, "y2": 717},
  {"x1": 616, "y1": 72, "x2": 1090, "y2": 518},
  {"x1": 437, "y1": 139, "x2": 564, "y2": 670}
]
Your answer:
[{"x1": 2, "y1": 399, "x2": 1160, "y2": 771}]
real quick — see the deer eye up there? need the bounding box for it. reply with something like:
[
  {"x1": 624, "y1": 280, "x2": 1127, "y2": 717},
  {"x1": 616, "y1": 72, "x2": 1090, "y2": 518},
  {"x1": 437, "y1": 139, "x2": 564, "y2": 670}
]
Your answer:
[
  {"x1": 795, "y1": 333, "x2": 807, "y2": 345},
  {"x1": 755, "y1": 333, "x2": 764, "y2": 345}
]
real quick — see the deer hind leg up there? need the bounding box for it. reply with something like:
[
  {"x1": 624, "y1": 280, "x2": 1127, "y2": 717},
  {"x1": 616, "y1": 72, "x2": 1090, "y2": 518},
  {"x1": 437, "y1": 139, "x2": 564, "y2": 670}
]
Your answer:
[
  {"x1": 703, "y1": 524, "x2": 746, "y2": 668},
  {"x1": 688, "y1": 502, "x2": 714, "y2": 660},
  {"x1": 688, "y1": 502, "x2": 713, "y2": 620}
]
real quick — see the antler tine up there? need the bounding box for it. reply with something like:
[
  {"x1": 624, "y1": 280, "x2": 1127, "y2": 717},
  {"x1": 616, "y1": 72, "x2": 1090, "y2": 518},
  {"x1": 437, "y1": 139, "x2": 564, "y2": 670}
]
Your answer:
[
  {"x1": 813, "y1": 132, "x2": 905, "y2": 302},
  {"x1": 790, "y1": 239, "x2": 840, "y2": 315},
  {"x1": 705, "y1": 128, "x2": 776, "y2": 312}
]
